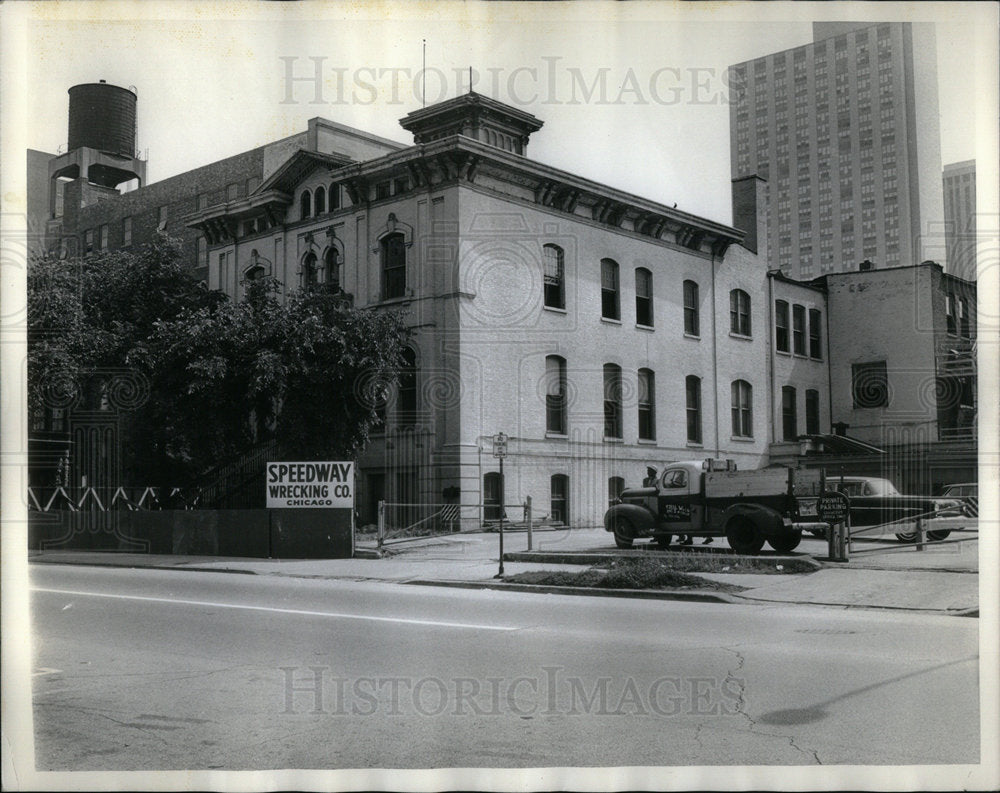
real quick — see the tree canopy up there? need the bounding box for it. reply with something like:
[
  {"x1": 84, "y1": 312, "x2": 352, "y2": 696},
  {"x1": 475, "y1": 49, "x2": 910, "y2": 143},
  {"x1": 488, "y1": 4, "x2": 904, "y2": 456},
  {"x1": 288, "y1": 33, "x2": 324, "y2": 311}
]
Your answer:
[{"x1": 28, "y1": 238, "x2": 410, "y2": 488}]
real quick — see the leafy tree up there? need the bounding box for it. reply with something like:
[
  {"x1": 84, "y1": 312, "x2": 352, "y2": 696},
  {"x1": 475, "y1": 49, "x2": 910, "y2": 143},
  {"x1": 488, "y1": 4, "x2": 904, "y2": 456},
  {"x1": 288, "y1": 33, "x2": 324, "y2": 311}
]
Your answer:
[{"x1": 28, "y1": 238, "x2": 410, "y2": 489}]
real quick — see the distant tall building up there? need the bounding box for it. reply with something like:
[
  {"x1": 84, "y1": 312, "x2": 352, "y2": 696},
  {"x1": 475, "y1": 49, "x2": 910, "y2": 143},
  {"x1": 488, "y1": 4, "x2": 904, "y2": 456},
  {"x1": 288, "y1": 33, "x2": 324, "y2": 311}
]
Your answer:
[
  {"x1": 729, "y1": 22, "x2": 945, "y2": 278},
  {"x1": 943, "y1": 160, "x2": 977, "y2": 281}
]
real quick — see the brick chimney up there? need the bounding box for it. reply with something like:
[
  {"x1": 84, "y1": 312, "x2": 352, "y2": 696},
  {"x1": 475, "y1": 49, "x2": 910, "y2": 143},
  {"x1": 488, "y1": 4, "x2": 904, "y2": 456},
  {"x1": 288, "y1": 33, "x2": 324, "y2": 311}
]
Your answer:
[{"x1": 731, "y1": 175, "x2": 768, "y2": 259}]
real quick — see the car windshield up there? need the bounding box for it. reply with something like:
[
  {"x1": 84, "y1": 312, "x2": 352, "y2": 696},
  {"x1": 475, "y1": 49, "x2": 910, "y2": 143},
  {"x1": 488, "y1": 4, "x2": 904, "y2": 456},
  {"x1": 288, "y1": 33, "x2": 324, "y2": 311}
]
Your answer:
[{"x1": 863, "y1": 479, "x2": 900, "y2": 496}]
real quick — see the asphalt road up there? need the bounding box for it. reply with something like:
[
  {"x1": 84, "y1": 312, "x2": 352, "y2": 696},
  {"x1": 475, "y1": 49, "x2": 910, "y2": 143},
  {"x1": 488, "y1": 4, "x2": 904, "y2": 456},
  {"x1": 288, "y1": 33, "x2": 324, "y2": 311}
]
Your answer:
[{"x1": 29, "y1": 564, "x2": 979, "y2": 770}]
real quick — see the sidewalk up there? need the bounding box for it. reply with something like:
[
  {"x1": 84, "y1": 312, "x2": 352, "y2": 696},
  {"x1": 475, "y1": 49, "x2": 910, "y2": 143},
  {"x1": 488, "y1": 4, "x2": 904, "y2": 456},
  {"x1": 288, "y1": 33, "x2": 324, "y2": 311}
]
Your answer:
[{"x1": 28, "y1": 526, "x2": 980, "y2": 615}]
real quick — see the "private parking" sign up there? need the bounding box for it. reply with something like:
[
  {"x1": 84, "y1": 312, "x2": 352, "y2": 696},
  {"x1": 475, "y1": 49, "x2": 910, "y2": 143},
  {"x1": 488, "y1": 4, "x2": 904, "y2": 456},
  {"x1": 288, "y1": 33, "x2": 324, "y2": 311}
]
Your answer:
[{"x1": 266, "y1": 461, "x2": 354, "y2": 508}]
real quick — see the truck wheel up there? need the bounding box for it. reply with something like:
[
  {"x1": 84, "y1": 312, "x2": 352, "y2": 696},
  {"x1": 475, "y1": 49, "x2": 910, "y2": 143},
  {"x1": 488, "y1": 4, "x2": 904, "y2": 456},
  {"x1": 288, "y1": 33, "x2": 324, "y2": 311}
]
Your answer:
[
  {"x1": 613, "y1": 518, "x2": 634, "y2": 549},
  {"x1": 726, "y1": 517, "x2": 765, "y2": 555},
  {"x1": 654, "y1": 534, "x2": 673, "y2": 548},
  {"x1": 767, "y1": 531, "x2": 802, "y2": 553},
  {"x1": 928, "y1": 530, "x2": 951, "y2": 541},
  {"x1": 895, "y1": 531, "x2": 917, "y2": 542}
]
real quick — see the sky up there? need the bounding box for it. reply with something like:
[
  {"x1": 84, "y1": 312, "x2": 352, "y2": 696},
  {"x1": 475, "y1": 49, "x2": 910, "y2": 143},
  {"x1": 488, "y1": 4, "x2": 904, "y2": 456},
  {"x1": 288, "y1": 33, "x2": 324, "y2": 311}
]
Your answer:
[{"x1": 8, "y1": 1, "x2": 996, "y2": 227}]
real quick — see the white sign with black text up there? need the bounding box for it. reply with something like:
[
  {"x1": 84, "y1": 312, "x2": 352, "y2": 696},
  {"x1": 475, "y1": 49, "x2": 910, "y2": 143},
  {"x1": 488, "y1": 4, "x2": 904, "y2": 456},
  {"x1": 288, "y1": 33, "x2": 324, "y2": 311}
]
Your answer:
[{"x1": 266, "y1": 461, "x2": 354, "y2": 509}]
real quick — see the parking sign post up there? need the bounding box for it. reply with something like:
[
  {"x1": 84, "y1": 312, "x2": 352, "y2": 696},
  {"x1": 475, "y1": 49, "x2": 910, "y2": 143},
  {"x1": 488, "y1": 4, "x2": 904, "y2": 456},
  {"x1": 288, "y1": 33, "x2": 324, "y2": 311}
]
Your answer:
[{"x1": 492, "y1": 433, "x2": 507, "y2": 578}]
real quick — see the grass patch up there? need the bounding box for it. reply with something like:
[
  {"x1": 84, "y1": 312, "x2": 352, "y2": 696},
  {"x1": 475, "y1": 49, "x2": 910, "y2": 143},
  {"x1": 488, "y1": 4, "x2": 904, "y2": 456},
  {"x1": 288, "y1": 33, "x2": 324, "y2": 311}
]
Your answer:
[
  {"x1": 644, "y1": 551, "x2": 817, "y2": 574},
  {"x1": 505, "y1": 557, "x2": 745, "y2": 592}
]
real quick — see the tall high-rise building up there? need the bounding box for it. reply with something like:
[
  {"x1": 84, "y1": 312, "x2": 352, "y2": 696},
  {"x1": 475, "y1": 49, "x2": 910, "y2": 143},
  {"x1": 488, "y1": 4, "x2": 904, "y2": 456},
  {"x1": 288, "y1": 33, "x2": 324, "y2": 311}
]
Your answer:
[
  {"x1": 729, "y1": 22, "x2": 945, "y2": 278},
  {"x1": 943, "y1": 160, "x2": 977, "y2": 281}
]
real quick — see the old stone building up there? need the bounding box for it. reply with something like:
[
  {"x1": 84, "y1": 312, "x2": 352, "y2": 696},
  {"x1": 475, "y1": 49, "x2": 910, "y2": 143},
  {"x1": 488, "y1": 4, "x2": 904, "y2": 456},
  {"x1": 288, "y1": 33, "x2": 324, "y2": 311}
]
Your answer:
[{"x1": 28, "y1": 82, "x2": 975, "y2": 530}]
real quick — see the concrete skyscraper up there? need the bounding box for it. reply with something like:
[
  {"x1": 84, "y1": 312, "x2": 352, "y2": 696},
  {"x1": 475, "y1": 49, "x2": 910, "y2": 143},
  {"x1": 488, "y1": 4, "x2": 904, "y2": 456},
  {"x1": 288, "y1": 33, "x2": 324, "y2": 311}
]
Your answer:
[
  {"x1": 943, "y1": 160, "x2": 977, "y2": 281},
  {"x1": 729, "y1": 22, "x2": 945, "y2": 278}
]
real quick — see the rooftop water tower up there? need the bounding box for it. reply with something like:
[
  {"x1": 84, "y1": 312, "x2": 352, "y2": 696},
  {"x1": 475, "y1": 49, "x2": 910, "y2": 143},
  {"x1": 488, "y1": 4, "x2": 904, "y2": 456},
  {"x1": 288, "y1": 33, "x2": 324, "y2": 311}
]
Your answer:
[
  {"x1": 68, "y1": 80, "x2": 138, "y2": 161},
  {"x1": 48, "y1": 80, "x2": 147, "y2": 208}
]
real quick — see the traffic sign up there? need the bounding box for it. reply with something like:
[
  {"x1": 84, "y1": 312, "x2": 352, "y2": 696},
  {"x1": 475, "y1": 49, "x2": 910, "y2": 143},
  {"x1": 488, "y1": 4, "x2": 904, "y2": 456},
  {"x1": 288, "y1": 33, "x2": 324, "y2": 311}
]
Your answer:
[
  {"x1": 817, "y1": 491, "x2": 850, "y2": 524},
  {"x1": 492, "y1": 432, "x2": 508, "y2": 458}
]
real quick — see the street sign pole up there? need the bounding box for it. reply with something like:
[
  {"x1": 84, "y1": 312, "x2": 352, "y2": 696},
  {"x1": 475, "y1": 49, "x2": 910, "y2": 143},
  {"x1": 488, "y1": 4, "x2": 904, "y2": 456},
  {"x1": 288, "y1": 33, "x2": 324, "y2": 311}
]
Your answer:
[
  {"x1": 497, "y1": 455, "x2": 505, "y2": 577},
  {"x1": 492, "y1": 432, "x2": 507, "y2": 579}
]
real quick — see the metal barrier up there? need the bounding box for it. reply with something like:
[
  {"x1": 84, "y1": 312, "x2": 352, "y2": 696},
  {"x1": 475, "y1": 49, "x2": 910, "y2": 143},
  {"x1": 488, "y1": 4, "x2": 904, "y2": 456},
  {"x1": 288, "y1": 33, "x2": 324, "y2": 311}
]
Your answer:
[
  {"x1": 370, "y1": 498, "x2": 537, "y2": 552},
  {"x1": 845, "y1": 506, "x2": 978, "y2": 559}
]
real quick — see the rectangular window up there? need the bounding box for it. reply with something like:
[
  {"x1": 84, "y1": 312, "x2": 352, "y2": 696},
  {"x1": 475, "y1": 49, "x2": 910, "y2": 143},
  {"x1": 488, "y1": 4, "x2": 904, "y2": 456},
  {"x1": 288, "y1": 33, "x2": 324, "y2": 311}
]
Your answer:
[
  {"x1": 226, "y1": 183, "x2": 239, "y2": 201},
  {"x1": 603, "y1": 364, "x2": 623, "y2": 439},
  {"x1": 808, "y1": 308, "x2": 823, "y2": 358},
  {"x1": 792, "y1": 304, "x2": 806, "y2": 355},
  {"x1": 375, "y1": 181, "x2": 391, "y2": 200},
  {"x1": 122, "y1": 216, "x2": 132, "y2": 246},
  {"x1": 381, "y1": 234, "x2": 407, "y2": 300},
  {"x1": 197, "y1": 236, "x2": 207, "y2": 269},
  {"x1": 393, "y1": 177, "x2": 408, "y2": 195},
  {"x1": 805, "y1": 389, "x2": 820, "y2": 435},
  {"x1": 635, "y1": 269, "x2": 653, "y2": 327},
  {"x1": 84, "y1": 229, "x2": 94, "y2": 253},
  {"x1": 775, "y1": 300, "x2": 789, "y2": 352},
  {"x1": 683, "y1": 280, "x2": 699, "y2": 336},
  {"x1": 601, "y1": 259, "x2": 620, "y2": 320},
  {"x1": 782, "y1": 386, "x2": 797, "y2": 441},
  {"x1": 852, "y1": 361, "x2": 889, "y2": 408},
  {"x1": 543, "y1": 245, "x2": 565, "y2": 309},
  {"x1": 99, "y1": 224, "x2": 108, "y2": 250},
  {"x1": 731, "y1": 380, "x2": 753, "y2": 438},
  {"x1": 637, "y1": 369, "x2": 655, "y2": 441},
  {"x1": 545, "y1": 356, "x2": 567, "y2": 435},
  {"x1": 550, "y1": 474, "x2": 569, "y2": 525},
  {"x1": 945, "y1": 294, "x2": 957, "y2": 334},
  {"x1": 685, "y1": 376, "x2": 702, "y2": 444},
  {"x1": 959, "y1": 297, "x2": 972, "y2": 338}
]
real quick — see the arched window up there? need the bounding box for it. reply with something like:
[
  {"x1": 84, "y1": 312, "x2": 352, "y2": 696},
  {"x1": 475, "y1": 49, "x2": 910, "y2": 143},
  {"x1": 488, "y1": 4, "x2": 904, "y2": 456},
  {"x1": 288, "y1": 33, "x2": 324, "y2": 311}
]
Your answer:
[
  {"x1": 601, "y1": 258, "x2": 620, "y2": 320},
  {"x1": 603, "y1": 363, "x2": 623, "y2": 439},
  {"x1": 608, "y1": 476, "x2": 625, "y2": 507},
  {"x1": 314, "y1": 185, "x2": 326, "y2": 215},
  {"x1": 635, "y1": 268, "x2": 653, "y2": 326},
  {"x1": 329, "y1": 183, "x2": 341, "y2": 211},
  {"x1": 731, "y1": 379, "x2": 753, "y2": 438},
  {"x1": 543, "y1": 244, "x2": 565, "y2": 309},
  {"x1": 544, "y1": 355, "x2": 567, "y2": 435},
  {"x1": 637, "y1": 368, "x2": 655, "y2": 441},
  {"x1": 685, "y1": 375, "x2": 702, "y2": 444},
  {"x1": 730, "y1": 289, "x2": 751, "y2": 336},
  {"x1": 300, "y1": 189, "x2": 312, "y2": 220},
  {"x1": 683, "y1": 280, "x2": 700, "y2": 336},
  {"x1": 381, "y1": 233, "x2": 406, "y2": 300},
  {"x1": 396, "y1": 347, "x2": 417, "y2": 426},
  {"x1": 302, "y1": 252, "x2": 318, "y2": 288},
  {"x1": 324, "y1": 247, "x2": 340, "y2": 291},
  {"x1": 550, "y1": 474, "x2": 569, "y2": 524}
]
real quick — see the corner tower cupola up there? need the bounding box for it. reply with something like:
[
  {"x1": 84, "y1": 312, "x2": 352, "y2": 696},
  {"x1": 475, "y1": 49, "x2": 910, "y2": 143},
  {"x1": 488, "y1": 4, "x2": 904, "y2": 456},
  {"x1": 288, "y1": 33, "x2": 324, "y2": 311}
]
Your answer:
[{"x1": 399, "y1": 91, "x2": 543, "y2": 156}]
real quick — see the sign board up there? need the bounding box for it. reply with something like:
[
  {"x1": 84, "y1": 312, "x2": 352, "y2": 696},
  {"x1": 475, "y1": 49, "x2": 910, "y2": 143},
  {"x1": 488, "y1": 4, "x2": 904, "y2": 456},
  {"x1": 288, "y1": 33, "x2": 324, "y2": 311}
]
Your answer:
[
  {"x1": 817, "y1": 491, "x2": 850, "y2": 524},
  {"x1": 266, "y1": 461, "x2": 354, "y2": 509},
  {"x1": 492, "y1": 433, "x2": 508, "y2": 458}
]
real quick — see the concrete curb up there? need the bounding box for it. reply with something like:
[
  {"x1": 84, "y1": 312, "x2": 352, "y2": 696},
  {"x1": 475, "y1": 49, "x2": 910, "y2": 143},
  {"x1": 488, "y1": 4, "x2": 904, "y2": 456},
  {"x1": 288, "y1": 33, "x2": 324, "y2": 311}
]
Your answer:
[
  {"x1": 402, "y1": 578, "x2": 739, "y2": 603},
  {"x1": 28, "y1": 557, "x2": 259, "y2": 575},
  {"x1": 502, "y1": 549, "x2": 824, "y2": 572}
]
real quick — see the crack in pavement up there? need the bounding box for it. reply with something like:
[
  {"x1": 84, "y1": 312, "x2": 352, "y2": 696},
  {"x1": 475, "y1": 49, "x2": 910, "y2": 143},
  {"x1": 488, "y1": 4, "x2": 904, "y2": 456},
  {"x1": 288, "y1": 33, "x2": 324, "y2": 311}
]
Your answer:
[{"x1": 720, "y1": 645, "x2": 822, "y2": 765}]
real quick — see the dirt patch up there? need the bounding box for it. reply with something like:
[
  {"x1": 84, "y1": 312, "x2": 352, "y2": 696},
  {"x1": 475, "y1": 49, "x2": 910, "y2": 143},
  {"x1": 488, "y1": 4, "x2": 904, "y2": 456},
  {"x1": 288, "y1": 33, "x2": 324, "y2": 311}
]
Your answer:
[{"x1": 505, "y1": 557, "x2": 746, "y2": 592}]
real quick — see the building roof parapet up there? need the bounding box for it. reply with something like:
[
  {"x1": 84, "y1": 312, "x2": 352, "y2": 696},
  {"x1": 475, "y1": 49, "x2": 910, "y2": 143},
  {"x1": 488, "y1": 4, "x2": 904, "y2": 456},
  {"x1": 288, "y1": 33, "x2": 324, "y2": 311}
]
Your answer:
[{"x1": 188, "y1": 129, "x2": 745, "y2": 258}]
